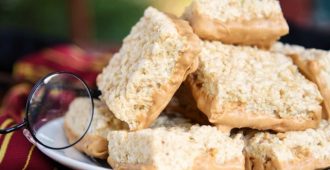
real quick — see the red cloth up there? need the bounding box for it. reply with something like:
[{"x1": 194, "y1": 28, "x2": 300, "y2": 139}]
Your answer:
[
  {"x1": 280, "y1": 0, "x2": 313, "y2": 27},
  {"x1": 13, "y1": 44, "x2": 111, "y2": 87},
  {"x1": 0, "y1": 44, "x2": 111, "y2": 169}
]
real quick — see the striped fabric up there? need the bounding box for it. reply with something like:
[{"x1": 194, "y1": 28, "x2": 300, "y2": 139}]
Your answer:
[{"x1": 0, "y1": 114, "x2": 63, "y2": 169}]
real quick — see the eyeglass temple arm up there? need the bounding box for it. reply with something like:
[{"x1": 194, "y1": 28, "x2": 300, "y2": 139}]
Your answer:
[
  {"x1": 0, "y1": 89, "x2": 99, "y2": 134},
  {"x1": 0, "y1": 119, "x2": 27, "y2": 134}
]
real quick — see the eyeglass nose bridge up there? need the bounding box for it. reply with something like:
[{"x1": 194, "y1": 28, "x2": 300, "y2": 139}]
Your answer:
[{"x1": 0, "y1": 119, "x2": 27, "y2": 134}]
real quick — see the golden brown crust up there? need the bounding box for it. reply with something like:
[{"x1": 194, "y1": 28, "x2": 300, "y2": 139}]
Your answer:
[
  {"x1": 64, "y1": 122, "x2": 108, "y2": 159},
  {"x1": 135, "y1": 14, "x2": 201, "y2": 130},
  {"x1": 244, "y1": 150, "x2": 287, "y2": 170},
  {"x1": 107, "y1": 157, "x2": 156, "y2": 170},
  {"x1": 108, "y1": 153, "x2": 244, "y2": 170},
  {"x1": 187, "y1": 74, "x2": 322, "y2": 132},
  {"x1": 306, "y1": 61, "x2": 330, "y2": 120},
  {"x1": 163, "y1": 84, "x2": 211, "y2": 125},
  {"x1": 245, "y1": 151, "x2": 278, "y2": 170},
  {"x1": 185, "y1": 1, "x2": 289, "y2": 48},
  {"x1": 245, "y1": 149, "x2": 330, "y2": 170},
  {"x1": 290, "y1": 53, "x2": 330, "y2": 120},
  {"x1": 289, "y1": 54, "x2": 314, "y2": 81}
]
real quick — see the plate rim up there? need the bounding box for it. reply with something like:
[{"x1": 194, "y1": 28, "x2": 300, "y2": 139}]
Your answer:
[
  {"x1": 35, "y1": 117, "x2": 111, "y2": 170},
  {"x1": 37, "y1": 144, "x2": 111, "y2": 170}
]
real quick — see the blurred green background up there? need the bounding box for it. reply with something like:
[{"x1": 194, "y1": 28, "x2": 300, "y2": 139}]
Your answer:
[
  {"x1": 0, "y1": 0, "x2": 191, "y2": 43},
  {"x1": 1, "y1": 0, "x2": 330, "y2": 44}
]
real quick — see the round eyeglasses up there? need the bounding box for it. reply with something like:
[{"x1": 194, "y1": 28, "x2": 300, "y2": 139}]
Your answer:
[{"x1": 0, "y1": 72, "x2": 95, "y2": 150}]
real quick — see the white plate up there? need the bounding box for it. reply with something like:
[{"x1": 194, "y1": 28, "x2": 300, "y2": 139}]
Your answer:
[{"x1": 35, "y1": 118, "x2": 112, "y2": 170}]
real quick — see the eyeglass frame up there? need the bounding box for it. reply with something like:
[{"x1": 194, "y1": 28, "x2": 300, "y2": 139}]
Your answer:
[{"x1": 0, "y1": 71, "x2": 94, "y2": 150}]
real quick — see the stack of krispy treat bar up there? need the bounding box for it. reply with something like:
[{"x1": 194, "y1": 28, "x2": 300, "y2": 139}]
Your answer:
[{"x1": 64, "y1": 0, "x2": 330, "y2": 169}]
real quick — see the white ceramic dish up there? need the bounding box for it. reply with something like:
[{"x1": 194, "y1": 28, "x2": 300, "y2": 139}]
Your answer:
[{"x1": 36, "y1": 118, "x2": 111, "y2": 170}]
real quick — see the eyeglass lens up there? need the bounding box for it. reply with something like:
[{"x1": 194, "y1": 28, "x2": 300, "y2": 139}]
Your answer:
[{"x1": 26, "y1": 73, "x2": 93, "y2": 149}]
